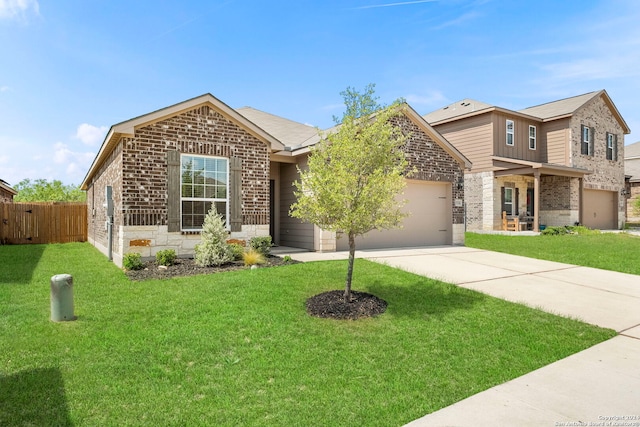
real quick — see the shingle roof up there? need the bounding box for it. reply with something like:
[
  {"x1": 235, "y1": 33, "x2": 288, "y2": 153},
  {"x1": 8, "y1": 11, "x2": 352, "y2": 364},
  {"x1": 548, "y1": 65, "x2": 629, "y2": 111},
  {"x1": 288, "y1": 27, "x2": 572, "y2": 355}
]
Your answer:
[
  {"x1": 624, "y1": 141, "x2": 640, "y2": 159},
  {"x1": 517, "y1": 91, "x2": 600, "y2": 119},
  {"x1": 236, "y1": 107, "x2": 318, "y2": 148},
  {"x1": 422, "y1": 99, "x2": 493, "y2": 123},
  {"x1": 0, "y1": 179, "x2": 17, "y2": 195}
]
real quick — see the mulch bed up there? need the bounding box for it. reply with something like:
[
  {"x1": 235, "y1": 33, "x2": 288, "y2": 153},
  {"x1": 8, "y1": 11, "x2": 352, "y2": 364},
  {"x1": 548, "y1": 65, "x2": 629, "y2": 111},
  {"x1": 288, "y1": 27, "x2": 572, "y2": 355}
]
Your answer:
[
  {"x1": 306, "y1": 290, "x2": 388, "y2": 320},
  {"x1": 125, "y1": 255, "x2": 297, "y2": 281}
]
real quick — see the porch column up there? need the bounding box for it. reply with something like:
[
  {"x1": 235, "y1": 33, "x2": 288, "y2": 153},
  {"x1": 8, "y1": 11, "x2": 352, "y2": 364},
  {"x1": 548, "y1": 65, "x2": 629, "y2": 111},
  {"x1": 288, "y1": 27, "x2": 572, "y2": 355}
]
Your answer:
[
  {"x1": 579, "y1": 177, "x2": 583, "y2": 225},
  {"x1": 533, "y1": 170, "x2": 540, "y2": 232}
]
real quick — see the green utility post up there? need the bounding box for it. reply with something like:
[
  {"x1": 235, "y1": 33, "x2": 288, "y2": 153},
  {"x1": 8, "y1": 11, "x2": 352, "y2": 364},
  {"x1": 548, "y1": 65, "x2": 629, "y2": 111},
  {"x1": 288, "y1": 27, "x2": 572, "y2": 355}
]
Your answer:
[{"x1": 50, "y1": 274, "x2": 76, "y2": 321}]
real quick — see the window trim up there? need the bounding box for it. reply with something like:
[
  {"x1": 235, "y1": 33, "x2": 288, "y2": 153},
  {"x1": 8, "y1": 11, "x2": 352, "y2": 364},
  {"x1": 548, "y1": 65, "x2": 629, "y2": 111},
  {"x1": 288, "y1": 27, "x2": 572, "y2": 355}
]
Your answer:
[
  {"x1": 528, "y1": 125, "x2": 536, "y2": 150},
  {"x1": 606, "y1": 132, "x2": 615, "y2": 161},
  {"x1": 180, "y1": 154, "x2": 229, "y2": 232},
  {"x1": 506, "y1": 120, "x2": 514, "y2": 146},
  {"x1": 504, "y1": 187, "x2": 514, "y2": 216},
  {"x1": 582, "y1": 126, "x2": 591, "y2": 156}
]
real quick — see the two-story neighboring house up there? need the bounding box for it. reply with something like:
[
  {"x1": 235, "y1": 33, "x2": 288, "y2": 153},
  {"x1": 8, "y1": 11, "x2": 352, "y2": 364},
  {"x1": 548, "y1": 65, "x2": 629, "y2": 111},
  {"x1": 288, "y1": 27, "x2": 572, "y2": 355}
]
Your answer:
[
  {"x1": 624, "y1": 140, "x2": 640, "y2": 223},
  {"x1": 424, "y1": 90, "x2": 630, "y2": 231}
]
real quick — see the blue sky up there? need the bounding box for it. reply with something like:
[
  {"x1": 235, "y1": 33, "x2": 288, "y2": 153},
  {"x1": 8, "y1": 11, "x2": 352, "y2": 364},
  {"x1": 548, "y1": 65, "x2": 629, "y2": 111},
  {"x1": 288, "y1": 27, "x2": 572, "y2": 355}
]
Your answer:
[{"x1": 1, "y1": 0, "x2": 639, "y2": 187}]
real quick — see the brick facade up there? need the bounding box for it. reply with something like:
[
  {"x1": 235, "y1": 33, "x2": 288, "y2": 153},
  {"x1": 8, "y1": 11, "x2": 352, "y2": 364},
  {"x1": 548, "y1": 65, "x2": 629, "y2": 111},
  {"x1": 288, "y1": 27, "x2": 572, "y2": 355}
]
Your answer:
[
  {"x1": 626, "y1": 183, "x2": 640, "y2": 223},
  {"x1": 0, "y1": 187, "x2": 15, "y2": 203},
  {"x1": 86, "y1": 105, "x2": 271, "y2": 266},
  {"x1": 570, "y1": 96, "x2": 625, "y2": 227},
  {"x1": 394, "y1": 115, "x2": 466, "y2": 225}
]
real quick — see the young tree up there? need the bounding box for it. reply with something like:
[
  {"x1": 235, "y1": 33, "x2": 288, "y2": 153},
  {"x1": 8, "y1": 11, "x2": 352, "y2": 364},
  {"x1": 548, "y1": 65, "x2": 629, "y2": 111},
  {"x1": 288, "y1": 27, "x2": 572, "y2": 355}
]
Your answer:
[
  {"x1": 290, "y1": 84, "x2": 411, "y2": 302},
  {"x1": 194, "y1": 208, "x2": 233, "y2": 267},
  {"x1": 14, "y1": 178, "x2": 85, "y2": 202}
]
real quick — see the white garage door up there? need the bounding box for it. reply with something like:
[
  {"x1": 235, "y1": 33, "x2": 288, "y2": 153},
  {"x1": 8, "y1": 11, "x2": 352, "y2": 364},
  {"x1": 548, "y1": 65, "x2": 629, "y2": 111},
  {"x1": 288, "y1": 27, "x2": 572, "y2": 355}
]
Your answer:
[
  {"x1": 583, "y1": 189, "x2": 617, "y2": 230},
  {"x1": 337, "y1": 180, "x2": 452, "y2": 250}
]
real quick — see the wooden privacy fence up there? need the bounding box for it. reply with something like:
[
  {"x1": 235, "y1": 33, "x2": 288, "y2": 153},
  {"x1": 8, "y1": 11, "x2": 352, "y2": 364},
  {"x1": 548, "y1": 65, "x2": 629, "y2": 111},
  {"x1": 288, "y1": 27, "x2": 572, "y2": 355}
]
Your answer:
[{"x1": 0, "y1": 202, "x2": 87, "y2": 244}]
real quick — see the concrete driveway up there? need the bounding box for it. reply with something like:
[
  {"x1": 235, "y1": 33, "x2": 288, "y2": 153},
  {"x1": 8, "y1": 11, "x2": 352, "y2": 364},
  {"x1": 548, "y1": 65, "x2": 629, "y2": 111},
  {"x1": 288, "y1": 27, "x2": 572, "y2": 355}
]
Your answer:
[{"x1": 280, "y1": 246, "x2": 640, "y2": 426}]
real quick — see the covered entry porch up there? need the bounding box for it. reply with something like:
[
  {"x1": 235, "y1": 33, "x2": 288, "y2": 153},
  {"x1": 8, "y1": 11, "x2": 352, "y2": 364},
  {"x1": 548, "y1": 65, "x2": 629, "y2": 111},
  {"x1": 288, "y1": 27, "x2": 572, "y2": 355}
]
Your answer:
[{"x1": 492, "y1": 157, "x2": 591, "y2": 232}]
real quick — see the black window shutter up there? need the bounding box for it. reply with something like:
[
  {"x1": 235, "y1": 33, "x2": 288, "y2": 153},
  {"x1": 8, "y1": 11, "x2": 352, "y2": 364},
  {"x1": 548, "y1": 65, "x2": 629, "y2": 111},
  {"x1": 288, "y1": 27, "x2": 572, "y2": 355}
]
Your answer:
[
  {"x1": 614, "y1": 134, "x2": 618, "y2": 161},
  {"x1": 167, "y1": 150, "x2": 181, "y2": 232},
  {"x1": 589, "y1": 127, "x2": 595, "y2": 156},
  {"x1": 229, "y1": 157, "x2": 242, "y2": 232},
  {"x1": 515, "y1": 188, "x2": 520, "y2": 216},
  {"x1": 501, "y1": 187, "x2": 506, "y2": 214}
]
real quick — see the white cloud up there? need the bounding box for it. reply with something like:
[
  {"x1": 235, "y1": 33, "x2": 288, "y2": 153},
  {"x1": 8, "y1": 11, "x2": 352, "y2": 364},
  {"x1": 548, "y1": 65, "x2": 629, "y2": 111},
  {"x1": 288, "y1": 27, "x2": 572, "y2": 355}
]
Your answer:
[
  {"x1": 53, "y1": 142, "x2": 95, "y2": 182},
  {"x1": 0, "y1": 86, "x2": 9, "y2": 92},
  {"x1": 353, "y1": 0, "x2": 438, "y2": 10},
  {"x1": 431, "y1": 11, "x2": 480, "y2": 30},
  {"x1": 404, "y1": 91, "x2": 447, "y2": 106},
  {"x1": 0, "y1": 0, "x2": 40, "y2": 20},
  {"x1": 75, "y1": 123, "x2": 108, "y2": 146}
]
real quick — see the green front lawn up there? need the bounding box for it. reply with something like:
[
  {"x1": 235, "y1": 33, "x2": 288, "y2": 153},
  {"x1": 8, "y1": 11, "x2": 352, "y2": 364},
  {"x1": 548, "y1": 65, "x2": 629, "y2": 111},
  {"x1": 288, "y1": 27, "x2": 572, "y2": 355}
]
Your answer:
[
  {"x1": 465, "y1": 231, "x2": 640, "y2": 275},
  {"x1": 1, "y1": 243, "x2": 615, "y2": 426}
]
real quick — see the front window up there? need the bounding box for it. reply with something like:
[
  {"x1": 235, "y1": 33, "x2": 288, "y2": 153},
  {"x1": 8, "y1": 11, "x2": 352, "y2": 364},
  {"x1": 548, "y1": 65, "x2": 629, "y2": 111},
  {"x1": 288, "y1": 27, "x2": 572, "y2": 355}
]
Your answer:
[
  {"x1": 529, "y1": 125, "x2": 536, "y2": 150},
  {"x1": 180, "y1": 154, "x2": 228, "y2": 230},
  {"x1": 506, "y1": 120, "x2": 514, "y2": 146},
  {"x1": 581, "y1": 126, "x2": 591, "y2": 155},
  {"x1": 504, "y1": 187, "x2": 514, "y2": 215},
  {"x1": 606, "y1": 133, "x2": 616, "y2": 160}
]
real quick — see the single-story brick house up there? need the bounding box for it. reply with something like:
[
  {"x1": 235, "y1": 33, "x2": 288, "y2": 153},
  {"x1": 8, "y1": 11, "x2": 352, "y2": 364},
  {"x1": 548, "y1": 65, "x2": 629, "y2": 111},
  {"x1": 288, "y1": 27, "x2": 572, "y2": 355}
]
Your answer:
[
  {"x1": 0, "y1": 179, "x2": 17, "y2": 203},
  {"x1": 81, "y1": 94, "x2": 471, "y2": 267}
]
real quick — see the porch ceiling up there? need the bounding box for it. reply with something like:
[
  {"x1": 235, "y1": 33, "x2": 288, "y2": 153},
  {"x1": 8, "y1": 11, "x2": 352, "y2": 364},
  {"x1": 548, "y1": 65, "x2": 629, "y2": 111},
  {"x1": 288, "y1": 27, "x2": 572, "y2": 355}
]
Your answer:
[{"x1": 491, "y1": 156, "x2": 591, "y2": 178}]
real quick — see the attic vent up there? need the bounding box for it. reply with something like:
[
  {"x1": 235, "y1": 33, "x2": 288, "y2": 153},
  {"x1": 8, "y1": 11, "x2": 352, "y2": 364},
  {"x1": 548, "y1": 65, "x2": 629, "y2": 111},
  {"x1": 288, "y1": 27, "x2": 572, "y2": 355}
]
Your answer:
[
  {"x1": 443, "y1": 106, "x2": 449, "y2": 110},
  {"x1": 461, "y1": 102, "x2": 471, "y2": 107}
]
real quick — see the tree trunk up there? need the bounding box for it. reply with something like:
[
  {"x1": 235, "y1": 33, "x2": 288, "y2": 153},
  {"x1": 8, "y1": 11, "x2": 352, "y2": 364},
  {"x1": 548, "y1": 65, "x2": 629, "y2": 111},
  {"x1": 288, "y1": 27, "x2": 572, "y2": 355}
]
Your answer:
[{"x1": 344, "y1": 232, "x2": 356, "y2": 303}]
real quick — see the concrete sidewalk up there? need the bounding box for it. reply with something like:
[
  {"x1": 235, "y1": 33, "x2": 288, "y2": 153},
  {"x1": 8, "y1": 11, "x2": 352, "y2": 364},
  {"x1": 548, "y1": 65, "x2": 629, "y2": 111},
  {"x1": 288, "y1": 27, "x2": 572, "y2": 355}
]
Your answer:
[{"x1": 275, "y1": 246, "x2": 640, "y2": 426}]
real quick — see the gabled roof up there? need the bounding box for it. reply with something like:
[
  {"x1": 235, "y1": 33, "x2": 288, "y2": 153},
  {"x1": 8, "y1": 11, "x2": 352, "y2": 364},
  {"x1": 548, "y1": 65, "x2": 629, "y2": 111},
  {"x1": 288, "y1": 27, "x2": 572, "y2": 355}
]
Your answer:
[
  {"x1": 624, "y1": 141, "x2": 640, "y2": 159},
  {"x1": 517, "y1": 91, "x2": 600, "y2": 119},
  {"x1": 625, "y1": 141, "x2": 640, "y2": 181},
  {"x1": 424, "y1": 90, "x2": 630, "y2": 135},
  {"x1": 402, "y1": 104, "x2": 472, "y2": 170},
  {"x1": 0, "y1": 179, "x2": 17, "y2": 195},
  {"x1": 518, "y1": 90, "x2": 630, "y2": 134},
  {"x1": 236, "y1": 107, "x2": 318, "y2": 148},
  {"x1": 423, "y1": 99, "x2": 493, "y2": 123},
  {"x1": 286, "y1": 103, "x2": 472, "y2": 169},
  {"x1": 81, "y1": 93, "x2": 286, "y2": 190}
]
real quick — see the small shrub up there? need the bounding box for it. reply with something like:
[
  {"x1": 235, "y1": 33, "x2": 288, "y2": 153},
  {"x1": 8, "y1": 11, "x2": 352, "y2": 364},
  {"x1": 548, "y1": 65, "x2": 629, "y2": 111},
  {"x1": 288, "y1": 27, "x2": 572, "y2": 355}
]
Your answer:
[
  {"x1": 282, "y1": 255, "x2": 293, "y2": 263},
  {"x1": 249, "y1": 236, "x2": 272, "y2": 256},
  {"x1": 194, "y1": 209, "x2": 233, "y2": 267},
  {"x1": 571, "y1": 225, "x2": 600, "y2": 235},
  {"x1": 156, "y1": 249, "x2": 177, "y2": 266},
  {"x1": 123, "y1": 252, "x2": 144, "y2": 270},
  {"x1": 541, "y1": 225, "x2": 600, "y2": 236},
  {"x1": 541, "y1": 226, "x2": 570, "y2": 236},
  {"x1": 229, "y1": 243, "x2": 245, "y2": 261},
  {"x1": 242, "y1": 249, "x2": 266, "y2": 267}
]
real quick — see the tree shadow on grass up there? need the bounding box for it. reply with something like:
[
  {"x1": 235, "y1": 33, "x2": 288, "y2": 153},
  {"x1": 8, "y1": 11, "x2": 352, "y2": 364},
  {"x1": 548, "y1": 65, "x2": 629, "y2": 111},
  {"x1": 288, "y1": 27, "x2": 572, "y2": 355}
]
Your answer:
[
  {"x1": 0, "y1": 244, "x2": 46, "y2": 285},
  {"x1": 366, "y1": 278, "x2": 486, "y2": 319},
  {"x1": 0, "y1": 367, "x2": 74, "y2": 426}
]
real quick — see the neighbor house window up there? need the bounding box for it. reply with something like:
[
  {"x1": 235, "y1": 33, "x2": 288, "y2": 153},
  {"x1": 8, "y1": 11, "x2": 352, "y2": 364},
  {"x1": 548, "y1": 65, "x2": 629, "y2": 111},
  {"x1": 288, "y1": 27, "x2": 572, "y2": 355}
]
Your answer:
[
  {"x1": 606, "y1": 133, "x2": 617, "y2": 161},
  {"x1": 506, "y1": 120, "x2": 514, "y2": 146},
  {"x1": 529, "y1": 125, "x2": 536, "y2": 150},
  {"x1": 503, "y1": 187, "x2": 514, "y2": 215},
  {"x1": 581, "y1": 125, "x2": 592, "y2": 155},
  {"x1": 180, "y1": 154, "x2": 228, "y2": 230}
]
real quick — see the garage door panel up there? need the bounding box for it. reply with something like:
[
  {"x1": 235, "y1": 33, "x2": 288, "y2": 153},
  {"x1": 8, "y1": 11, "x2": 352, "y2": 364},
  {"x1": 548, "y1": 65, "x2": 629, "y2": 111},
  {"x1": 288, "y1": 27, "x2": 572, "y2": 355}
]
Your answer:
[
  {"x1": 583, "y1": 190, "x2": 616, "y2": 230},
  {"x1": 337, "y1": 181, "x2": 452, "y2": 250}
]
